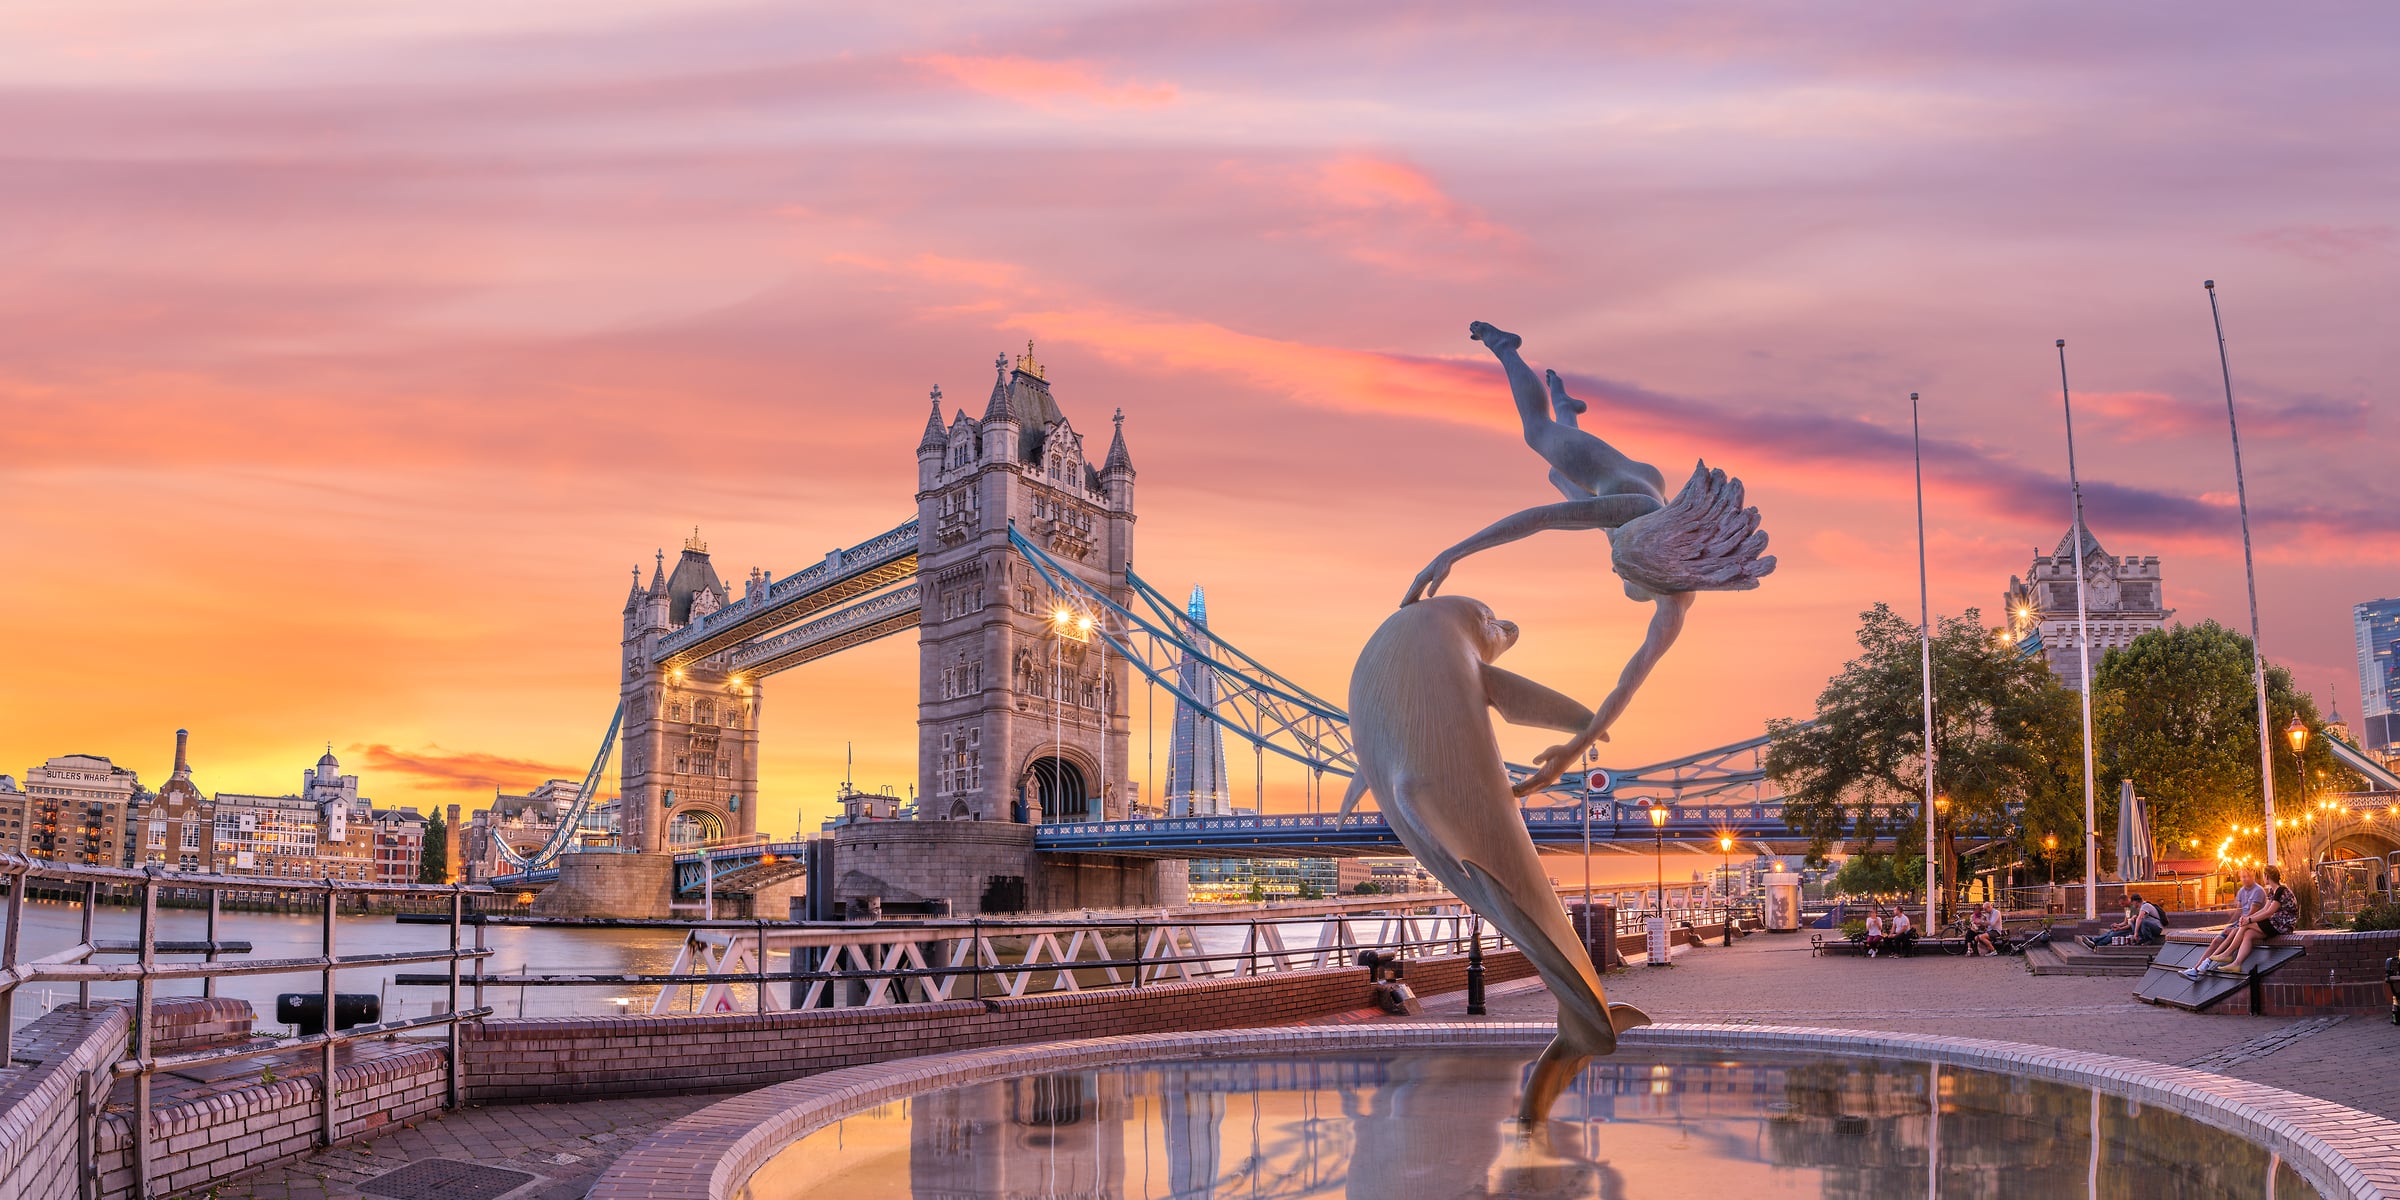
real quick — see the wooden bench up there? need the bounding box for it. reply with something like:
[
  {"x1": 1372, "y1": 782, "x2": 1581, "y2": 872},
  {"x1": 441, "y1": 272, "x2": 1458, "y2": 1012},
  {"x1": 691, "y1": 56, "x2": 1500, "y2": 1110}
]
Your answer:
[{"x1": 1810, "y1": 934, "x2": 1968, "y2": 957}]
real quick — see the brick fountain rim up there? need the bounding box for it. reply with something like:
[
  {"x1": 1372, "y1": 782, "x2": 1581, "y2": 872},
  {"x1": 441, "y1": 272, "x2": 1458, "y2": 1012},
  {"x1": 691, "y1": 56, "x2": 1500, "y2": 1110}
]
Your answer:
[{"x1": 588, "y1": 1022, "x2": 2400, "y2": 1200}]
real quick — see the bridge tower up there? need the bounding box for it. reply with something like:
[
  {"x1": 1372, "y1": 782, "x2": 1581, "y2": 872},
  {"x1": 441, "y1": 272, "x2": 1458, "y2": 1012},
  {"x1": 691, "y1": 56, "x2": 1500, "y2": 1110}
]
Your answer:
[
  {"x1": 619, "y1": 534, "x2": 761, "y2": 854},
  {"x1": 914, "y1": 346, "x2": 1136, "y2": 825}
]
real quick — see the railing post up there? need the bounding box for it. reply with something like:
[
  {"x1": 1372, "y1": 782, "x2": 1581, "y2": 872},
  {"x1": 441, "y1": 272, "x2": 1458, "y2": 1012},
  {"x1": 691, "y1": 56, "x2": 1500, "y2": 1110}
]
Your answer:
[
  {"x1": 77, "y1": 879, "x2": 95, "y2": 1009},
  {"x1": 1, "y1": 859, "x2": 22, "y2": 1060},
  {"x1": 1131, "y1": 920, "x2": 1144, "y2": 989},
  {"x1": 321, "y1": 877, "x2": 339, "y2": 1146},
  {"x1": 447, "y1": 884, "x2": 464, "y2": 1110},
  {"x1": 754, "y1": 917, "x2": 768, "y2": 1011},
  {"x1": 133, "y1": 868, "x2": 158, "y2": 1198},
  {"x1": 203, "y1": 883, "x2": 223, "y2": 997}
]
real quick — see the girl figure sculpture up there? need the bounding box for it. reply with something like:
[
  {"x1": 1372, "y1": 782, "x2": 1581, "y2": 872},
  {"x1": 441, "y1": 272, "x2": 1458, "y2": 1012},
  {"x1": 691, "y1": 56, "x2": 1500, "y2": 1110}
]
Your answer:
[{"x1": 1406, "y1": 322, "x2": 1775, "y2": 794}]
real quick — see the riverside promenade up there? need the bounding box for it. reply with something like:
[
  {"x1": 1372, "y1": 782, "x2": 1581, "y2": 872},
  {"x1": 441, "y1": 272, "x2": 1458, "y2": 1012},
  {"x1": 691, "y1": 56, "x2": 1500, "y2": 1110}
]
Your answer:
[{"x1": 214, "y1": 930, "x2": 2398, "y2": 1199}]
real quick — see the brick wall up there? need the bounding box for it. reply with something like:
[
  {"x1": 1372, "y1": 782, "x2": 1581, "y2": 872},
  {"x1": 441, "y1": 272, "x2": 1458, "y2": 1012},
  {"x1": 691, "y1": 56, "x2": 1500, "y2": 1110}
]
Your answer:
[
  {"x1": 91, "y1": 1041, "x2": 448, "y2": 1199},
  {"x1": 146, "y1": 995, "x2": 254, "y2": 1053},
  {"x1": 464, "y1": 947, "x2": 1533, "y2": 1103},
  {"x1": 0, "y1": 1005, "x2": 125, "y2": 1200},
  {"x1": 2261, "y1": 928, "x2": 2400, "y2": 1016}
]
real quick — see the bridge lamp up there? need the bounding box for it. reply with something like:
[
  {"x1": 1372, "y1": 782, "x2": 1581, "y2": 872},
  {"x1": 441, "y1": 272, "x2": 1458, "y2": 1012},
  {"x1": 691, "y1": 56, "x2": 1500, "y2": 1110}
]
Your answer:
[{"x1": 2285, "y1": 715, "x2": 2308, "y2": 754}]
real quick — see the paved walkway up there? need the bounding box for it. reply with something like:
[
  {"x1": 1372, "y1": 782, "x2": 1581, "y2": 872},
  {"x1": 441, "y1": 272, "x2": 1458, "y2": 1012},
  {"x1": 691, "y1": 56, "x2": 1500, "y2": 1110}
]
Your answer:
[
  {"x1": 200, "y1": 933, "x2": 2397, "y2": 1198},
  {"x1": 1406, "y1": 933, "x2": 2400, "y2": 1123},
  {"x1": 189, "y1": 1093, "x2": 724, "y2": 1200}
]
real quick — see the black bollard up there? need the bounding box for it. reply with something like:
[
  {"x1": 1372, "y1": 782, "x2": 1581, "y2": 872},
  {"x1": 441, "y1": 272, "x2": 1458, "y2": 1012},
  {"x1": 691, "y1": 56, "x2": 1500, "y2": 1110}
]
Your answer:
[
  {"x1": 1466, "y1": 931, "x2": 1487, "y2": 1016},
  {"x1": 2385, "y1": 954, "x2": 2398, "y2": 1026}
]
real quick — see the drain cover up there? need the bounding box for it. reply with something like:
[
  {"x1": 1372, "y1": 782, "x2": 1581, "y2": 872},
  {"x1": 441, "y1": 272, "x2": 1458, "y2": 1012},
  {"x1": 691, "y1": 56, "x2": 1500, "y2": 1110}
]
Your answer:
[{"x1": 361, "y1": 1159, "x2": 537, "y2": 1200}]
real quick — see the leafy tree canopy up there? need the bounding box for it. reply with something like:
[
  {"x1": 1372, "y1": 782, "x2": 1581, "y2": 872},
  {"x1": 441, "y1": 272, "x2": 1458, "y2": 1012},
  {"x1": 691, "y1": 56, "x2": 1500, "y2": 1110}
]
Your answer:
[
  {"x1": 1766, "y1": 604, "x2": 2082, "y2": 864},
  {"x1": 2091, "y1": 619, "x2": 2359, "y2": 855}
]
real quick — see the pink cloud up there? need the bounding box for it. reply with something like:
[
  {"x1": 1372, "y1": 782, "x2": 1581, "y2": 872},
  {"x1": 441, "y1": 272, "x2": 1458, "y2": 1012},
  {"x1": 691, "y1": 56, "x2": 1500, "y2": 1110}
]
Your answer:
[
  {"x1": 909, "y1": 54, "x2": 1177, "y2": 111},
  {"x1": 2242, "y1": 224, "x2": 2396, "y2": 265}
]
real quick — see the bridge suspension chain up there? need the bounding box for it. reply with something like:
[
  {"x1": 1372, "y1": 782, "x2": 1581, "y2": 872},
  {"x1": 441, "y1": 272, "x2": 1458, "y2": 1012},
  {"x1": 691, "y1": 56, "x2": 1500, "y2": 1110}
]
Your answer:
[{"x1": 493, "y1": 701, "x2": 623, "y2": 873}]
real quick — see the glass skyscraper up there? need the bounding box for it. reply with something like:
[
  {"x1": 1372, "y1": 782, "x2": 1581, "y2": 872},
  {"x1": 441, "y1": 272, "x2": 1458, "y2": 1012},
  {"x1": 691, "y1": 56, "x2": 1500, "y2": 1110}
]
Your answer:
[
  {"x1": 1166, "y1": 586, "x2": 1232, "y2": 816},
  {"x1": 2357, "y1": 598, "x2": 2400, "y2": 753}
]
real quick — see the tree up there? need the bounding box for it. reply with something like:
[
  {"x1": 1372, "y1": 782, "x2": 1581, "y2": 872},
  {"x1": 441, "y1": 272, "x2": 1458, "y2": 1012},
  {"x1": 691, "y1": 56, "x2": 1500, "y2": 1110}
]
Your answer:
[
  {"x1": 1767, "y1": 605, "x2": 2084, "y2": 887},
  {"x1": 1353, "y1": 881, "x2": 1384, "y2": 895},
  {"x1": 2092, "y1": 621, "x2": 2359, "y2": 915},
  {"x1": 418, "y1": 809, "x2": 449, "y2": 884}
]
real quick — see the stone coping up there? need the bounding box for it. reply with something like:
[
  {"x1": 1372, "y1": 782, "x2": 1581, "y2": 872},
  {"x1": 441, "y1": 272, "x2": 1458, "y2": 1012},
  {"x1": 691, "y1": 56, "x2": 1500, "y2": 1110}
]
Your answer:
[{"x1": 589, "y1": 1022, "x2": 2400, "y2": 1200}]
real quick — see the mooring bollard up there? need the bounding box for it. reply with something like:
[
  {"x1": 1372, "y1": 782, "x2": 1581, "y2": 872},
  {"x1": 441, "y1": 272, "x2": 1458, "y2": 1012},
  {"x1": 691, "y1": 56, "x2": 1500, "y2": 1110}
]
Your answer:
[{"x1": 1465, "y1": 930, "x2": 1486, "y2": 1015}]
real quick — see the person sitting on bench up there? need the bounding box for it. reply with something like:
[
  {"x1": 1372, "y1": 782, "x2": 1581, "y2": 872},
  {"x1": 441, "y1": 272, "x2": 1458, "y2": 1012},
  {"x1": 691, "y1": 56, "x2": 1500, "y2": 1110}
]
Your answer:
[
  {"x1": 1970, "y1": 902, "x2": 2005, "y2": 956},
  {"x1": 1888, "y1": 908, "x2": 1917, "y2": 957},
  {"x1": 2186, "y1": 864, "x2": 2298, "y2": 979},
  {"x1": 2196, "y1": 866, "x2": 2266, "y2": 967},
  {"x1": 2083, "y1": 894, "x2": 2161, "y2": 946},
  {"x1": 1863, "y1": 910, "x2": 1887, "y2": 957}
]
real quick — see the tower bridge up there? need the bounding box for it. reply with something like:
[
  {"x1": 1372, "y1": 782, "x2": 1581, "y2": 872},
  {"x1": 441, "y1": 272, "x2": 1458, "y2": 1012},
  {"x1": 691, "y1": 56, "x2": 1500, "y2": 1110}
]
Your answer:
[{"x1": 497, "y1": 344, "x2": 1797, "y2": 917}]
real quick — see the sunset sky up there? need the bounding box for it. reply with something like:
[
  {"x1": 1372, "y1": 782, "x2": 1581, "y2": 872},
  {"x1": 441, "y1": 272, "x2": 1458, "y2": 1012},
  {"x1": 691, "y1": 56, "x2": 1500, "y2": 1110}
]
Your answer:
[{"x1": 4, "y1": 4, "x2": 2393, "y2": 834}]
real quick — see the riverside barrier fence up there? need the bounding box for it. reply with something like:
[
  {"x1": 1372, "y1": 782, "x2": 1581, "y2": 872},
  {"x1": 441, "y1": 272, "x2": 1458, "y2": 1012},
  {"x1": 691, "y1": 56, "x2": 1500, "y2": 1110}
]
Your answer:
[{"x1": 0, "y1": 854, "x2": 496, "y2": 1199}]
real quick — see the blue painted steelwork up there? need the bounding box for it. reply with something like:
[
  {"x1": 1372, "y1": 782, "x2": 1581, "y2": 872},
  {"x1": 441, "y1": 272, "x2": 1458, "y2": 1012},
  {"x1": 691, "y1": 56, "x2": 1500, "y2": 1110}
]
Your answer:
[
  {"x1": 491, "y1": 837, "x2": 816, "y2": 892},
  {"x1": 655, "y1": 519, "x2": 920, "y2": 671},
  {"x1": 491, "y1": 702, "x2": 623, "y2": 874},
  {"x1": 2327, "y1": 731, "x2": 2400, "y2": 792},
  {"x1": 1007, "y1": 524, "x2": 1647, "y2": 798},
  {"x1": 1032, "y1": 800, "x2": 1903, "y2": 860},
  {"x1": 1010, "y1": 523, "x2": 1360, "y2": 780}
]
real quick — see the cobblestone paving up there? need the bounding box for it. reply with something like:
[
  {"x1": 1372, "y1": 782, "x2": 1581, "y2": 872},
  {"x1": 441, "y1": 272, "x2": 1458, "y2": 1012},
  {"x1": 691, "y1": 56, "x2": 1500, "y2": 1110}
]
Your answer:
[
  {"x1": 202, "y1": 933, "x2": 2397, "y2": 1198},
  {"x1": 1409, "y1": 934, "x2": 2400, "y2": 1122}
]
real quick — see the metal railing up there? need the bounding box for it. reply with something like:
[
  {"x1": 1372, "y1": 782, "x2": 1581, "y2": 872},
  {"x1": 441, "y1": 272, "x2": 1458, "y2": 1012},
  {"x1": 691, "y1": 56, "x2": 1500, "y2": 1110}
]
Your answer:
[
  {"x1": 394, "y1": 897, "x2": 1510, "y2": 1014},
  {"x1": 0, "y1": 856, "x2": 495, "y2": 1200}
]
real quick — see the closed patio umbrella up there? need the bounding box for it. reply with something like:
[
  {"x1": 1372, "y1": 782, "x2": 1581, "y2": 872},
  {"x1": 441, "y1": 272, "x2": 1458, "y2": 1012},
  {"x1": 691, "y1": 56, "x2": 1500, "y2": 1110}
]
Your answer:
[{"x1": 2116, "y1": 779, "x2": 2154, "y2": 883}]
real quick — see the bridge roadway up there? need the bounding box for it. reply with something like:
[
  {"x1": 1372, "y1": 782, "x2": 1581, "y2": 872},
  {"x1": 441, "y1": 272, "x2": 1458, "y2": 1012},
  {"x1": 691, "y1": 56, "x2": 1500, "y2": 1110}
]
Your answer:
[{"x1": 489, "y1": 799, "x2": 1871, "y2": 893}]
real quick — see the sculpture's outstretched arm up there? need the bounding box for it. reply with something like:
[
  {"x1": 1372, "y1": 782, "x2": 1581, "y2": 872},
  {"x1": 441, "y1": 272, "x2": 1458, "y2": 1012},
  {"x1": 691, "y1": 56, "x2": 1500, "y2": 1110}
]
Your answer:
[
  {"x1": 1405, "y1": 495, "x2": 1661, "y2": 605},
  {"x1": 1512, "y1": 591, "x2": 1694, "y2": 797}
]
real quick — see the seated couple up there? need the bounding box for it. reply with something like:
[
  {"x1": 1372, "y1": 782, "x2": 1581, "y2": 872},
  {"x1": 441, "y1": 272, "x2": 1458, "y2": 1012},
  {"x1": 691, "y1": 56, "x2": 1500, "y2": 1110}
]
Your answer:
[
  {"x1": 1861, "y1": 908, "x2": 1916, "y2": 958},
  {"x1": 1966, "y1": 902, "x2": 2008, "y2": 956},
  {"x1": 2081, "y1": 893, "x2": 2166, "y2": 948},
  {"x1": 2182, "y1": 865, "x2": 2299, "y2": 981}
]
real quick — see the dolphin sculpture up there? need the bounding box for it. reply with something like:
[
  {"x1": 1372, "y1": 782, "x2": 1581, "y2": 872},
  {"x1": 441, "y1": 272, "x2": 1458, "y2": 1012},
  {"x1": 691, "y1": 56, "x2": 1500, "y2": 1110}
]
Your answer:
[{"x1": 1340, "y1": 594, "x2": 1651, "y2": 1123}]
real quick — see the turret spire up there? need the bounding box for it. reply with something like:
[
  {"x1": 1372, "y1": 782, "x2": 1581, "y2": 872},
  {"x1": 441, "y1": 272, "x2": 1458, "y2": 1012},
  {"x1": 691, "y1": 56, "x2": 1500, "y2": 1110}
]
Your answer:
[
  {"x1": 918, "y1": 385, "x2": 948, "y2": 453},
  {"x1": 980, "y1": 353, "x2": 1016, "y2": 424},
  {"x1": 1103, "y1": 406, "x2": 1134, "y2": 473},
  {"x1": 649, "y1": 549, "x2": 667, "y2": 595}
]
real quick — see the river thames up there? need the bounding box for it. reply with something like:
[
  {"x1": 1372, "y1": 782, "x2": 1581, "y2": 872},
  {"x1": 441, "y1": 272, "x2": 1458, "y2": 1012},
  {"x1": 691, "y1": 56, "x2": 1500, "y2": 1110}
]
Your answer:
[{"x1": 11, "y1": 899, "x2": 694, "y2": 1032}]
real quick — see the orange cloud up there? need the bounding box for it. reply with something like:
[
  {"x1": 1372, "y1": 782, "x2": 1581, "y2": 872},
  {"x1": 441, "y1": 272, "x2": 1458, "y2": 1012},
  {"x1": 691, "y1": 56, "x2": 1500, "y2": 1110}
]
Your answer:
[
  {"x1": 352, "y1": 743, "x2": 582, "y2": 795},
  {"x1": 909, "y1": 54, "x2": 1177, "y2": 111}
]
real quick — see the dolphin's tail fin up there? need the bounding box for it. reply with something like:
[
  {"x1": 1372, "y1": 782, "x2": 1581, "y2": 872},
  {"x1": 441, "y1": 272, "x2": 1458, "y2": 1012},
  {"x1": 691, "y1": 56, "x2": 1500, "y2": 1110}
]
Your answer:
[
  {"x1": 1516, "y1": 1009, "x2": 1653, "y2": 1125},
  {"x1": 1335, "y1": 773, "x2": 1371, "y2": 819}
]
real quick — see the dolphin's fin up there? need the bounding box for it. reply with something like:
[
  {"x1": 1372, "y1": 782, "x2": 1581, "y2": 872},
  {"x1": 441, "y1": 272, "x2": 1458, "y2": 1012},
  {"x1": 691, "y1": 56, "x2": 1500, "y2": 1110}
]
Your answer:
[
  {"x1": 1335, "y1": 773, "x2": 1372, "y2": 819},
  {"x1": 1480, "y1": 664, "x2": 1592, "y2": 734},
  {"x1": 1608, "y1": 1003, "x2": 1652, "y2": 1033}
]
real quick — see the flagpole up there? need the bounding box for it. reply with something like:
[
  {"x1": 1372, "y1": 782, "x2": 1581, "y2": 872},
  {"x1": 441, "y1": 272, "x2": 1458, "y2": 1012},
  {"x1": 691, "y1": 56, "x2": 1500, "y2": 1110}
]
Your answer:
[
  {"x1": 1913, "y1": 392, "x2": 1938, "y2": 935},
  {"x1": 2205, "y1": 281, "x2": 2279, "y2": 866},
  {"x1": 2057, "y1": 339, "x2": 2100, "y2": 921}
]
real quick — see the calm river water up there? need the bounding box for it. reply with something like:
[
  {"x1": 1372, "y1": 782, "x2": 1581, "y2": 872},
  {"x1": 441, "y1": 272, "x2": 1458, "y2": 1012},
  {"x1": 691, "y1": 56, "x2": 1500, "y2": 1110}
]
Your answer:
[{"x1": 10, "y1": 899, "x2": 693, "y2": 1034}]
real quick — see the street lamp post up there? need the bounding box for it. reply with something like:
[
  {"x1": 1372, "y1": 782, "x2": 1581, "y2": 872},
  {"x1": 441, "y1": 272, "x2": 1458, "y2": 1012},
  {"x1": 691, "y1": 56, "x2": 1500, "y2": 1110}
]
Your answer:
[
  {"x1": 1719, "y1": 833, "x2": 1736, "y2": 946},
  {"x1": 1934, "y1": 795, "x2": 1952, "y2": 924},
  {"x1": 2043, "y1": 833, "x2": 2059, "y2": 891},
  {"x1": 1648, "y1": 803, "x2": 1670, "y2": 966},
  {"x1": 1583, "y1": 747, "x2": 1598, "y2": 959},
  {"x1": 2286, "y1": 716, "x2": 2312, "y2": 899}
]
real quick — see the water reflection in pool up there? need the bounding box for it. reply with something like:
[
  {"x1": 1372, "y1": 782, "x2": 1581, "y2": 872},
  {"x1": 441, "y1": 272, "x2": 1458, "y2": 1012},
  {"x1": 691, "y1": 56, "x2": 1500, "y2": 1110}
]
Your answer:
[{"x1": 740, "y1": 1048, "x2": 2319, "y2": 1200}]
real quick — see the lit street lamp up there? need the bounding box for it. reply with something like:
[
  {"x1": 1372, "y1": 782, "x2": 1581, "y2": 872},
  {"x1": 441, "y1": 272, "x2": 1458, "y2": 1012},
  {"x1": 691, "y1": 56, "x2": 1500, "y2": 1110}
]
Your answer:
[
  {"x1": 1718, "y1": 833, "x2": 1736, "y2": 946},
  {"x1": 2043, "y1": 833, "x2": 2059, "y2": 889},
  {"x1": 1648, "y1": 802, "x2": 1670, "y2": 967},
  {"x1": 1934, "y1": 794, "x2": 1952, "y2": 923}
]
